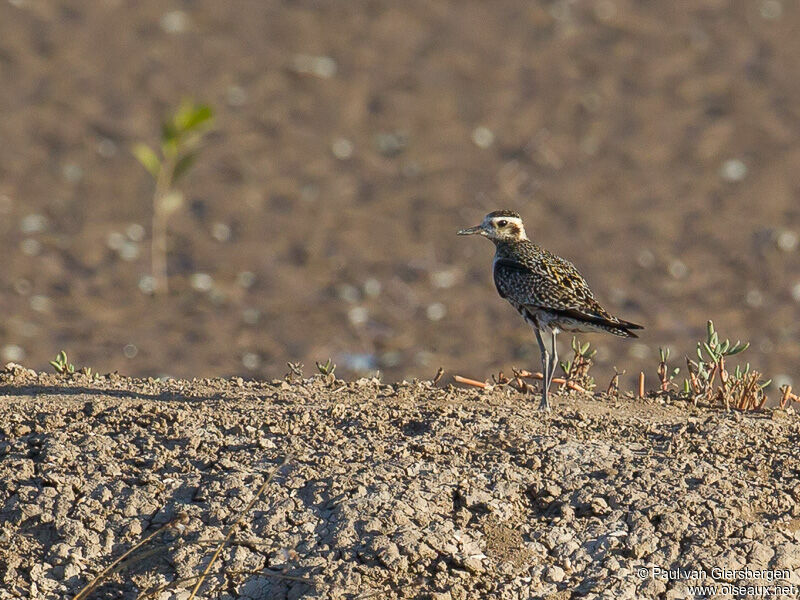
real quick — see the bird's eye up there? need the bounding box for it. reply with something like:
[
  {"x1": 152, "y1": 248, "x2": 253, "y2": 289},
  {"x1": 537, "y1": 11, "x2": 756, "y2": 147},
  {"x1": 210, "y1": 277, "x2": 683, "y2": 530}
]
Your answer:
[{"x1": 497, "y1": 219, "x2": 508, "y2": 227}]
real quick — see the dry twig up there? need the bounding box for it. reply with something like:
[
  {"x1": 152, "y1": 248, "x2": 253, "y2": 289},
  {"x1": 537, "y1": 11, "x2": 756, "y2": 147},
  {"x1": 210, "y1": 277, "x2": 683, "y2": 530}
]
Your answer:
[
  {"x1": 516, "y1": 370, "x2": 589, "y2": 395},
  {"x1": 453, "y1": 375, "x2": 490, "y2": 389},
  {"x1": 455, "y1": 370, "x2": 590, "y2": 395},
  {"x1": 606, "y1": 369, "x2": 622, "y2": 397},
  {"x1": 780, "y1": 385, "x2": 799, "y2": 409},
  {"x1": 74, "y1": 513, "x2": 188, "y2": 600},
  {"x1": 187, "y1": 456, "x2": 292, "y2": 600}
]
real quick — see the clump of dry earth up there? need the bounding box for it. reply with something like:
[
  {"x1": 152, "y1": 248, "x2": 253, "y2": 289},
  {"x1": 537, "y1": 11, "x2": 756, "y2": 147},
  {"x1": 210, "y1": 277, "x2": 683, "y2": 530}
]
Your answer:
[{"x1": 1, "y1": 363, "x2": 799, "y2": 599}]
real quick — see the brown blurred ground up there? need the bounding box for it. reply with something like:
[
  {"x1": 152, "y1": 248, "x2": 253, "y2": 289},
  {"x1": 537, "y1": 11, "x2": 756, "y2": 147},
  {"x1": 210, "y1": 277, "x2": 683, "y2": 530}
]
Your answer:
[{"x1": 1, "y1": 0, "x2": 799, "y2": 390}]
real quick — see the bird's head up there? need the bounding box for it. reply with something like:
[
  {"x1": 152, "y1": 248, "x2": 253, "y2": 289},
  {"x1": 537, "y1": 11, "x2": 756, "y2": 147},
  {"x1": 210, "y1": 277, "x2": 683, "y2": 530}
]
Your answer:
[{"x1": 458, "y1": 210, "x2": 528, "y2": 243}]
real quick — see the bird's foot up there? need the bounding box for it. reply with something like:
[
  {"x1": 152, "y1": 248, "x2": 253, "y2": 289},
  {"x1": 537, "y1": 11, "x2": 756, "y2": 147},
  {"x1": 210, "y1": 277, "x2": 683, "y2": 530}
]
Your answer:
[{"x1": 538, "y1": 397, "x2": 551, "y2": 412}]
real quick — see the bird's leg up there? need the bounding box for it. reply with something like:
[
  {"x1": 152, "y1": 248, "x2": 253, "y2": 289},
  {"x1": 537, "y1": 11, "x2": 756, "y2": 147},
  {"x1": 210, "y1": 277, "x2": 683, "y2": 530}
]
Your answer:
[
  {"x1": 542, "y1": 330, "x2": 558, "y2": 410},
  {"x1": 548, "y1": 330, "x2": 559, "y2": 390},
  {"x1": 534, "y1": 328, "x2": 550, "y2": 411}
]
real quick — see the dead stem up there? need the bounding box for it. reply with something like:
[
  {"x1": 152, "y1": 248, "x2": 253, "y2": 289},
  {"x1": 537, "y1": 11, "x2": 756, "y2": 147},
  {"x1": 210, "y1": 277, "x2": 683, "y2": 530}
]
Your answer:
[
  {"x1": 73, "y1": 513, "x2": 187, "y2": 600},
  {"x1": 515, "y1": 370, "x2": 590, "y2": 395},
  {"x1": 187, "y1": 455, "x2": 292, "y2": 600},
  {"x1": 453, "y1": 375, "x2": 490, "y2": 389},
  {"x1": 606, "y1": 370, "x2": 621, "y2": 397},
  {"x1": 779, "y1": 385, "x2": 798, "y2": 409}
]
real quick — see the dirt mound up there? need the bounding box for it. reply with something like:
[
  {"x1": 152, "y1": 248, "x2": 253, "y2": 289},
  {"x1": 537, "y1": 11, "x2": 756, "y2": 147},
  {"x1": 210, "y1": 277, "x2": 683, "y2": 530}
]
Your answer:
[{"x1": 1, "y1": 364, "x2": 799, "y2": 599}]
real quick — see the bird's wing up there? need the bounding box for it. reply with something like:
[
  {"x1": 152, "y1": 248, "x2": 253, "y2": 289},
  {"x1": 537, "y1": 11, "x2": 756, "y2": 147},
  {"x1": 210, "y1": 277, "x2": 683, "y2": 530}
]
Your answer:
[{"x1": 493, "y1": 256, "x2": 616, "y2": 323}]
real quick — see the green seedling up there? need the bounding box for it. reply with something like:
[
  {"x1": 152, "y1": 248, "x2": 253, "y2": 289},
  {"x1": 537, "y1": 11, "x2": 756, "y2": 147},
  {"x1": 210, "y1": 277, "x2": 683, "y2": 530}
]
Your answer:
[
  {"x1": 657, "y1": 347, "x2": 680, "y2": 391},
  {"x1": 50, "y1": 351, "x2": 99, "y2": 380},
  {"x1": 285, "y1": 361, "x2": 304, "y2": 382},
  {"x1": 560, "y1": 337, "x2": 596, "y2": 392},
  {"x1": 315, "y1": 358, "x2": 337, "y2": 386},
  {"x1": 315, "y1": 358, "x2": 336, "y2": 377},
  {"x1": 50, "y1": 351, "x2": 75, "y2": 375},
  {"x1": 684, "y1": 320, "x2": 768, "y2": 411},
  {"x1": 133, "y1": 101, "x2": 214, "y2": 294}
]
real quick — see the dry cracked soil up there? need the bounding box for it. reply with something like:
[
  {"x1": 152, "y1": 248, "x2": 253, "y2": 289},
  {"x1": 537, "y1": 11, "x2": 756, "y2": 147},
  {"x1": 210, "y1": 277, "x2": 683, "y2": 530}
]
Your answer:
[{"x1": 1, "y1": 363, "x2": 800, "y2": 600}]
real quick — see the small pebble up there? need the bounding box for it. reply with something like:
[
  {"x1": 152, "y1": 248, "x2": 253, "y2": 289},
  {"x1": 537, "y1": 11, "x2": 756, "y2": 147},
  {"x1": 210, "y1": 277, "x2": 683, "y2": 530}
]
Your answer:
[
  {"x1": 291, "y1": 54, "x2": 337, "y2": 78},
  {"x1": 363, "y1": 279, "x2": 382, "y2": 298},
  {"x1": 1, "y1": 345, "x2": 25, "y2": 362},
  {"x1": 337, "y1": 284, "x2": 360, "y2": 304},
  {"x1": 118, "y1": 242, "x2": 140, "y2": 262},
  {"x1": 242, "y1": 353, "x2": 260, "y2": 370},
  {"x1": 107, "y1": 232, "x2": 125, "y2": 251},
  {"x1": 773, "y1": 374, "x2": 792, "y2": 389},
  {"x1": 62, "y1": 163, "x2": 83, "y2": 183},
  {"x1": 138, "y1": 276, "x2": 156, "y2": 295},
  {"x1": 745, "y1": 289, "x2": 764, "y2": 308},
  {"x1": 332, "y1": 138, "x2": 354, "y2": 160},
  {"x1": 471, "y1": 126, "x2": 495, "y2": 149},
  {"x1": 160, "y1": 10, "x2": 189, "y2": 34},
  {"x1": 30, "y1": 295, "x2": 51, "y2": 313},
  {"x1": 760, "y1": 0, "x2": 782, "y2": 19},
  {"x1": 237, "y1": 271, "x2": 256, "y2": 289},
  {"x1": 20, "y1": 214, "x2": 47, "y2": 234},
  {"x1": 97, "y1": 138, "x2": 117, "y2": 158},
  {"x1": 242, "y1": 308, "x2": 260, "y2": 325},
  {"x1": 348, "y1": 307, "x2": 368, "y2": 326},
  {"x1": 126, "y1": 224, "x2": 145, "y2": 242},
  {"x1": 20, "y1": 239, "x2": 41, "y2": 256},
  {"x1": 14, "y1": 279, "x2": 32, "y2": 295},
  {"x1": 374, "y1": 132, "x2": 407, "y2": 157},
  {"x1": 426, "y1": 303, "x2": 447, "y2": 321},
  {"x1": 668, "y1": 259, "x2": 688, "y2": 280},
  {"x1": 191, "y1": 273, "x2": 214, "y2": 292},
  {"x1": 720, "y1": 159, "x2": 747, "y2": 182},
  {"x1": 637, "y1": 249, "x2": 655, "y2": 269},
  {"x1": 431, "y1": 269, "x2": 459, "y2": 289},
  {"x1": 776, "y1": 230, "x2": 798, "y2": 252},
  {"x1": 226, "y1": 85, "x2": 247, "y2": 107},
  {"x1": 594, "y1": 0, "x2": 617, "y2": 21},
  {"x1": 212, "y1": 223, "x2": 232, "y2": 242},
  {"x1": 380, "y1": 351, "x2": 402, "y2": 367}
]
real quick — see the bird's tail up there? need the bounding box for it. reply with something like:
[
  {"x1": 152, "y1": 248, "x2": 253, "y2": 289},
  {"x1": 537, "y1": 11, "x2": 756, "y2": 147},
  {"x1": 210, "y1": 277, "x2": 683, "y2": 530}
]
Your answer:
[
  {"x1": 554, "y1": 307, "x2": 644, "y2": 338},
  {"x1": 609, "y1": 319, "x2": 644, "y2": 338}
]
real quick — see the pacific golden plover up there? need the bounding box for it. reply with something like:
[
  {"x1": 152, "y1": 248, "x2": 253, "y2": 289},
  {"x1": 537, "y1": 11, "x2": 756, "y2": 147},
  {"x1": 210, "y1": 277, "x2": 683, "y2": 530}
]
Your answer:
[{"x1": 458, "y1": 210, "x2": 643, "y2": 410}]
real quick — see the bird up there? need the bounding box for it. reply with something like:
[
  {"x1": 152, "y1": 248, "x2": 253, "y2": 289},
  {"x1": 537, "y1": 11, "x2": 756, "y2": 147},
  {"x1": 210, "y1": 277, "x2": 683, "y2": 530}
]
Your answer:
[{"x1": 458, "y1": 210, "x2": 642, "y2": 411}]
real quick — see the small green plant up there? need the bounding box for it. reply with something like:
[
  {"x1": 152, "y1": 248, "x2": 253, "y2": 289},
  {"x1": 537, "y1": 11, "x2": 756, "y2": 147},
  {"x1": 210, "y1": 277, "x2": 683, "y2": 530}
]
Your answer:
[
  {"x1": 50, "y1": 350, "x2": 98, "y2": 379},
  {"x1": 50, "y1": 351, "x2": 75, "y2": 375},
  {"x1": 315, "y1": 358, "x2": 336, "y2": 376},
  {"x1": 605, "y1": 368, "x2": 623, "y2": 398},
  {"x1": 684, "y1": 321, "x2": 769, "y2": 411},
  {"x1": 657, "y1": 347, "x2": 680, "y2": 391},
  {"x1": 560, "y1": 337, "x2": 596, "y2": 392},
  {"x1": 133, "y1": 101, "x2": 214, "y2": 294},
  {"x1": 285, "y1": 361, "x2": 304, "y2": 382},
  {"x1": 315, "y1": 358, "x2": 336, "y2": 386}
]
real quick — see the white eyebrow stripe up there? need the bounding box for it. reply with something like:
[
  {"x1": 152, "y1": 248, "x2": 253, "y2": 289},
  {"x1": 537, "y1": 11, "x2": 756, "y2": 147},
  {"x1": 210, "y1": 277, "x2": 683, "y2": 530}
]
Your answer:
[{"x1": 490, "y1": 217, "x2": 523, "y2": 226}]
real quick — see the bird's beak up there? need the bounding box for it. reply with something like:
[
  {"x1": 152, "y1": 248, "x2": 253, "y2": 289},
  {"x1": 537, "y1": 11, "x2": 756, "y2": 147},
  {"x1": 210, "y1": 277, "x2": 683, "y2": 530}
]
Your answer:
[{"x1": 457, "y1": 224, "x2": 484, "y2": 236}]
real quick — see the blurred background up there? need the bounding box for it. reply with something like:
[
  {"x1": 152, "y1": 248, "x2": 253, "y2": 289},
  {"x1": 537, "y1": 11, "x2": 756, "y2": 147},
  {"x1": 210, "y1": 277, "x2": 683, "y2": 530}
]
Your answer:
[{"x1": 1, "y1": 0, "x2": 799, "y2": 390}]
